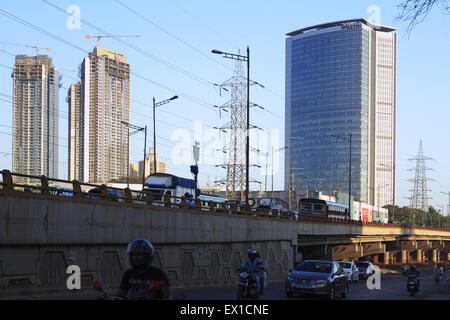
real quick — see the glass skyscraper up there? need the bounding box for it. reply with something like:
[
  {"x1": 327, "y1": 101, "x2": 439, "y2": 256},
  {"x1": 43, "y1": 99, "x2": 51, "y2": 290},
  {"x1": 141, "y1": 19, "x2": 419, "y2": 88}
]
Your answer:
[{"x1": 285, "y1": 19, "x2": 396, "y2": 207}]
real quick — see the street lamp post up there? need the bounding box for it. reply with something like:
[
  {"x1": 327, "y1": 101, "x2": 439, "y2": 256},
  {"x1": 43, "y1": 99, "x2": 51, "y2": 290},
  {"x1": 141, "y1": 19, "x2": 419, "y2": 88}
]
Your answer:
[
  {"x1": 121, "y1": 121, "x2": 147, "y2": 187},
  {"x1": 379, "y1": 162, "x2": 395, "y2": 223},
  {"x1": 212, "y1": 47, "x2": 250, "y2": 210},
  {"x1": 153, "y1": 96, "x2": 179, "y2": 174},
  {"x1": 271, "y1": 146, "x2": 289, "y2": 198},
  {"x1": 331, "y1": 134, "x2": 352, "y2": 219}
]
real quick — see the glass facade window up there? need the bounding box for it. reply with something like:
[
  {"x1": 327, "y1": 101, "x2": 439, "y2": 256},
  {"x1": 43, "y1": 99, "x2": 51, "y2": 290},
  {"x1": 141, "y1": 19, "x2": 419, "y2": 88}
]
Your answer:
[{"x1": 286, "y1": 20, "x2": 396, "y2": 206}]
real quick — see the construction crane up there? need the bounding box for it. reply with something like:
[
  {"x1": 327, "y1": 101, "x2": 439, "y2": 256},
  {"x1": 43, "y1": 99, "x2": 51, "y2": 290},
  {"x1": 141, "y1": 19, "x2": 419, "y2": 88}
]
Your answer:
[
  {"x1": 0, "y1": 41, "x2": 50, "y2": 56},
  {"x1": 86, "y1": 34, "x2": 140, "y2": 47}
]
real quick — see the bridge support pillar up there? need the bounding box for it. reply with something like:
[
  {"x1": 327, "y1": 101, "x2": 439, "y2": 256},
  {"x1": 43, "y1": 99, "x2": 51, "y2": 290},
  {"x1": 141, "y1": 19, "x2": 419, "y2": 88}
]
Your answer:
[
  {"x1": 432, "y1": 249, "x2": 438, "y2": 263},
  {"x1": 384, "y1": 252, "x2": 390, "y2": 265},
  {"x1": 401, "y1": 250, "x2": 408, "y2": 264},
  {"x1": 373, "y1": 255, "x2": 379, "y2": 265},
  {"x1": 417, "y1": 249, "x2": 422, "y2": 263}
]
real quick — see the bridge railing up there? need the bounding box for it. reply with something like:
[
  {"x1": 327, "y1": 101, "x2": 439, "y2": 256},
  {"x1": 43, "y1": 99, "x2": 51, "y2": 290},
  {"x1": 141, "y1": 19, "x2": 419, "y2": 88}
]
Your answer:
[{"x1": 0, "y1": 169, "x2": 391, "y2": 227}]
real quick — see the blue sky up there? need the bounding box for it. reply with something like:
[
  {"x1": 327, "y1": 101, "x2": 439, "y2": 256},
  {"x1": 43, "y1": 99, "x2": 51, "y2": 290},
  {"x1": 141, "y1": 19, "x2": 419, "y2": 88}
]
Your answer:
[{"x1": 0, "y1": 0, "x2": 449, "y2": 211}]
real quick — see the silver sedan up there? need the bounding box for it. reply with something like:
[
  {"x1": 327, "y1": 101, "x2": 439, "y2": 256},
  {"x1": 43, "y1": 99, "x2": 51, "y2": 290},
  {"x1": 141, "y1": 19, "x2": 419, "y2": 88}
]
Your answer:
[{"x1": 338, "y1": 261, "x2": 359, "y2": 283}]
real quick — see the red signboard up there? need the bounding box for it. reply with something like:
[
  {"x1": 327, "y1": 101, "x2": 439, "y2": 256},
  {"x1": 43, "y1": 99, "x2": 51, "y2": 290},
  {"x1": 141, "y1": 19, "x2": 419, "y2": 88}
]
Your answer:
[{"x1": 362, "y1": 208, "x2": 369, "y2": 222}]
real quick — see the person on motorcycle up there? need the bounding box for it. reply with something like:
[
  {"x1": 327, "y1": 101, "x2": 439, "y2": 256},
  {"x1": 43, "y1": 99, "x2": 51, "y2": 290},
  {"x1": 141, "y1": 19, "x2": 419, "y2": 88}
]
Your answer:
[
  {"x1": 117, "y1": 239, "x2": 171, "y2": 300},
  {"x1": 185, "y1": 193, "x2": 195, "y2": 209},
  {"x1": 433, "y1": 264, "x2": 444, "y2": 287},
  {"x1": 406, "y1": 264, "x2": 420, "y2": 288},
  {"x1": 240, "y1": 249, "x2": 263, "y2": 295}
]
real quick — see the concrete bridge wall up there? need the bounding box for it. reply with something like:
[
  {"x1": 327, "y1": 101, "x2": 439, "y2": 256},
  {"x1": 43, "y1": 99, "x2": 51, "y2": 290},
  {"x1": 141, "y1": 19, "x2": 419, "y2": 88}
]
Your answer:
[{"x1": 0, "y1": 193, "x2": 449, "y2": 298}]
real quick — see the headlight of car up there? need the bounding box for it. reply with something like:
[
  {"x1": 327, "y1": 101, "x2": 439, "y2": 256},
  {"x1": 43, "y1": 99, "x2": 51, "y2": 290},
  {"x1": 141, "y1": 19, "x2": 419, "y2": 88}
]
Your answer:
[{"x1": 286, "y1": 276, "x2": 295, "y2": 282}]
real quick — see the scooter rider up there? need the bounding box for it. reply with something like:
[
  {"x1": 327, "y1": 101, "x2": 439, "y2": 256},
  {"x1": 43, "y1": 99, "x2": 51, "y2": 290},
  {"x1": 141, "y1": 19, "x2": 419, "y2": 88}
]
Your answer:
[
  {"x1": 240, "y1": 249, "x2": 263, "y2": 295},
  {"x1": 433, "y1": 264, "x2": 444, "y2": 287},
  {"x1": 406, "y1": 264, "x2": 420, "y2": 288},
  {"x1": 117, "y1": 239, "x2": 171, "y2": 300}
]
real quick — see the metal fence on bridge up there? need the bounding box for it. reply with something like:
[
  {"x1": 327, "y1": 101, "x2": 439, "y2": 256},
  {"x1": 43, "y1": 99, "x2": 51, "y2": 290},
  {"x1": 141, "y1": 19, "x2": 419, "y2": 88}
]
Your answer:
[{"x1": 0, "y1": 169, "x2": 394, "y2": 228}]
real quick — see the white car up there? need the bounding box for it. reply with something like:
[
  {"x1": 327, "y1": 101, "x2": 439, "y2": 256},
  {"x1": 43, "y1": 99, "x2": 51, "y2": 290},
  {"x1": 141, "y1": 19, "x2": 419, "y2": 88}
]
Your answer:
[
  {"x1": 338, "y1": 261, "x2": 359, "y2": 283},
  {"x1": 355, "y1": 261, "x2": 376, "y2": 279}
]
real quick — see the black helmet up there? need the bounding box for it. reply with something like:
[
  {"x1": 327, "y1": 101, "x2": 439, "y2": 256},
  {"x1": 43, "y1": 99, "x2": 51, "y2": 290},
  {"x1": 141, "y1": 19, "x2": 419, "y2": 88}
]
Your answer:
[
  {"x1": 127, "y1": 239, "x2": 155, "y2": 271},
  {"x1": 248, "y1": 249, "x2": 257, "y2": 260}
]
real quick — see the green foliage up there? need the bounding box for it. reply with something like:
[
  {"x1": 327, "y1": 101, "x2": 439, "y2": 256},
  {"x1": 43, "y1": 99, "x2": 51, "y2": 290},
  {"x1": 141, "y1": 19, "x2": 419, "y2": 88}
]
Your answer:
[{"x1": 385, "y1": 205, "x2": 450, "y2": 229}]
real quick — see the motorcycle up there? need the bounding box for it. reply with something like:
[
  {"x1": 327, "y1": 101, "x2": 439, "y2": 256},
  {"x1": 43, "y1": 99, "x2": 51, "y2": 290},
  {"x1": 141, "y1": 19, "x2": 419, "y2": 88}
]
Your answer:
[
  {"x1": 236, "y1": 269, "x2": 260, "y2": 300},
  {"x1": 406, "y1": 276, "x2": 419, "y2": 296},
  {"x1": 92, "y1": 279, "x2": 165, "y2": 300}
]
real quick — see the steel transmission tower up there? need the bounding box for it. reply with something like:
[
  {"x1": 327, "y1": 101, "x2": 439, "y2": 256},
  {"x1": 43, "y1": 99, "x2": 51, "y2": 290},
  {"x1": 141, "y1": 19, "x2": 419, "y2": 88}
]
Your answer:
[
  {"x1": 215, "y1": 51, "x2": 261, "y2": 201},
  {"x1": 408, "y1": 140, "x2": 433, "y2": 212}
]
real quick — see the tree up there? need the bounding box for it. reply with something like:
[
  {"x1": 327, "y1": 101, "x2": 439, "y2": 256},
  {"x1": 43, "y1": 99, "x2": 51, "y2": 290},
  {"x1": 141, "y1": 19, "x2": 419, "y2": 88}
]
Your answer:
[
  {"x1": 397, "y1": 0, "x2": 450, "y2": 33},
  {"x1": 385, "y1": 205, "x2": 449, "y2": 229}
]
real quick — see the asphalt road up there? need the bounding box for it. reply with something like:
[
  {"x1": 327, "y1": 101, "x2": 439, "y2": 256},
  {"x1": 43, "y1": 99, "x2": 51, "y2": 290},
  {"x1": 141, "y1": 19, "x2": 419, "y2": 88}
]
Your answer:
[
  {"x1": 18, "y1": 266, "x2": 449, "y2": 300},
  {"x1": 171, "y1": 268, "x2": 450, "y2": 300}
]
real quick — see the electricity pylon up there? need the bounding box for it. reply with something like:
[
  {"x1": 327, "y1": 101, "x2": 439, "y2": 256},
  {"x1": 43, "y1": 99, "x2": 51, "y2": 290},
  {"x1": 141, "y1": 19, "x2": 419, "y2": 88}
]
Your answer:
[
  {"x1": 214, "y1": 51, "x2": 262, "y2": 201},
  {"x1": 408, "y1": 140, "x2": 433, "y2": 213}
]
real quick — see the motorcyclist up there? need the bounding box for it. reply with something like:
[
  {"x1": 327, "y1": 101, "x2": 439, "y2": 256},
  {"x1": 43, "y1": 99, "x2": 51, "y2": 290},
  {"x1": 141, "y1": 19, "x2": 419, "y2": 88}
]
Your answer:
[
  {"x1": 185, "y1": 193, "x2": 195, "y2": 209},
  {"x1": 117, "y1": 239, "x2": 171, "y2": 300},
  {"x1": 433, "y1": 264, "x2": 444, "y2": 287},
  {"x1": 240, "y1": 249, "x2": 263, "y2": 295},
  {"x1": 406, "y1": 264, "x2": 420, "y2": 288}
]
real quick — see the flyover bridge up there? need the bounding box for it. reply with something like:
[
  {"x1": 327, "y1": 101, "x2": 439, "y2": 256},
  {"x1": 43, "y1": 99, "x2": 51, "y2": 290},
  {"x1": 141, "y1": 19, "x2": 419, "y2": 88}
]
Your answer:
[{"x1": 0, "y1": 170, "x2": 449, "y2": 298}]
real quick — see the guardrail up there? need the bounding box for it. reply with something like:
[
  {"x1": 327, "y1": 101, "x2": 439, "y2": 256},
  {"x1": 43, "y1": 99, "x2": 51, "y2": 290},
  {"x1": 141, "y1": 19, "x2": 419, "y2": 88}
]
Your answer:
[{"x1": 0, "y1": 169, "x2": 393, "y2": 227}]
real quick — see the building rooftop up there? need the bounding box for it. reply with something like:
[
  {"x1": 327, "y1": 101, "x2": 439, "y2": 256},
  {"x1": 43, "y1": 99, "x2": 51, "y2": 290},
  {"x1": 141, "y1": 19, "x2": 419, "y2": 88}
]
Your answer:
[{"x1": 286, "y1": 18, "x2": 396, "y2": 37}]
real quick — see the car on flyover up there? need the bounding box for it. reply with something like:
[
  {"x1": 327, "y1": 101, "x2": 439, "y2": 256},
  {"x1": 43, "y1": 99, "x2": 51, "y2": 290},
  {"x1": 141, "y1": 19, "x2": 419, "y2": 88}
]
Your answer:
[
  {"x1": 85, "y1": 187, "x2": 123, "y2": 202},
  {"x1": 355, "y1": 261, "x2": 376, "y2": 279},
  {"x1": 50, "y1": 186, "x2": 73, "y2": 197},
  {"x1": 285, "y1": 260, "x2": 349, "y2": 299},
  {"x1": 337, "y1": 261, "x2": 359, "y2": 283}
]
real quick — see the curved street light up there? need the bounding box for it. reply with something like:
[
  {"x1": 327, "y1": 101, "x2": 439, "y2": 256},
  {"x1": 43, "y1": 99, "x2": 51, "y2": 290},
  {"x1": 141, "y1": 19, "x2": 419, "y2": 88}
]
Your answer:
[{"x1": 153, "y1": 95, "x2": 178, "y2": 174}]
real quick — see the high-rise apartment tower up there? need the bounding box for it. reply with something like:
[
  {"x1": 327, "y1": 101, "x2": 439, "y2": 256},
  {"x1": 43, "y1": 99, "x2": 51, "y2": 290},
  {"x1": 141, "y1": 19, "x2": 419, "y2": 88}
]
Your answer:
[
  {"x1": 69, "y1": 47, "x2": 130, "y2": 183},
  {"x1": 12, "y1": 55, "x2": 59, "y2": 179}
]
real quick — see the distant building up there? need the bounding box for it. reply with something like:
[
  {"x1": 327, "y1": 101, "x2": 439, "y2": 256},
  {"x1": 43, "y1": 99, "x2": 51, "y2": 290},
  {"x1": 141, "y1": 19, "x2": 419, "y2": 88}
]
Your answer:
[
  {"x1": 199, "y1": 183, "x2": 225, "y2": 194},
  {"x1": 12, "y1": 55, "x2": 59, "y2": 179},
  {"x1": 285, "y1": 19, "x2": 396, "y2": 208},
  {"x1": 129, "y1": 163, "x2": 139, "y2": 177},
  {"x1": 138, "y1": 148, "x2": 168, "y2": 178},
  {"x1": 68, "y1": 46, "x2": 130, "y2": 184},
  {"x1": 68, "y1": 82, "x2": 81, "y2": 181}
]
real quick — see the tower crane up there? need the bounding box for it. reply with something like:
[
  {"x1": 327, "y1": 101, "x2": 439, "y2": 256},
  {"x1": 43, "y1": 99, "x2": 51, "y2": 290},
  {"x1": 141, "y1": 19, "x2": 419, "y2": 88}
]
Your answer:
[
  {"x1": 85, "y1": 34, "x2": 140, "y2": 47},
  {"x1": 0, "y1": 41, "x2": 49, "y2": 56}
]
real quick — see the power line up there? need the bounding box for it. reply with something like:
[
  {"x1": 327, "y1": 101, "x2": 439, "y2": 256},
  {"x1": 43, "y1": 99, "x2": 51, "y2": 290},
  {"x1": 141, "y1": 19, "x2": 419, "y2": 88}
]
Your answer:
[
  {"x1": 167, "y1": 0, "x2": 241, "y2": 51},
  {"x1": 114, "y1": 0, "x2": 234, "y2": 73},
  {"x1": 130, "y1": 98, "x2": 216, "y2": 129},
  {"x1": 42, "y1": 0, "x2": 216, "y2": 89},
  {"x1": 41, "y1": 1, "x2": 282, "y2": 120},
  {"x1": 166, "y1": 0, "x2": 285, "y2": 107},
  {"x1": 0, "y1": 7, "x2": 217, "y2": 117},
  {"x1": 0, "y1": 8, "x2": 89, "y2": 55}
]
